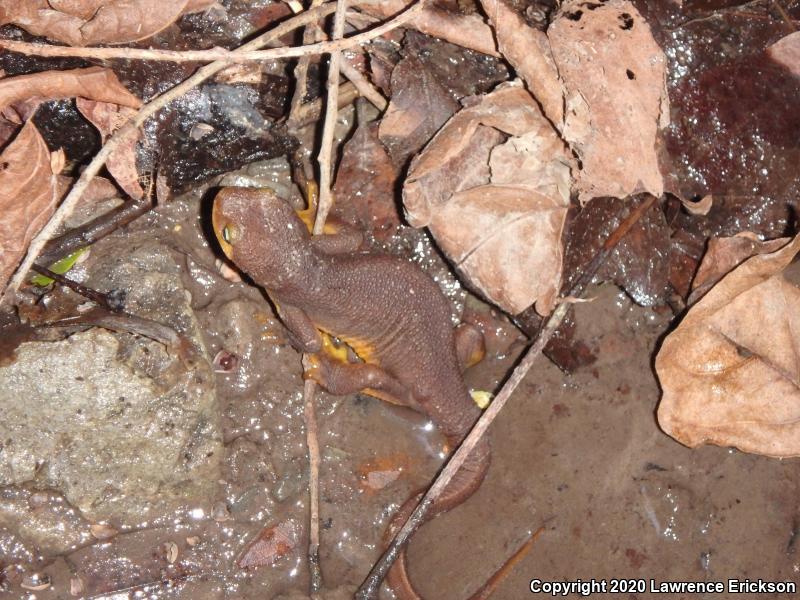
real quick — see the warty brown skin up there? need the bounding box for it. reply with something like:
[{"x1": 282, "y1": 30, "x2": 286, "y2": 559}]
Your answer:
[{"x1": 212, "y1": 187, "x2": 490, "y2": 600}]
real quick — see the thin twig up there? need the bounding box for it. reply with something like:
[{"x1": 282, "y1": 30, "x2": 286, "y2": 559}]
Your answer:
[
  {"x1": 2, "y1": 0, "x2": 423, "y2": 304},
  {"x1": 302, "y1": 0, "x2": 354, "y2": 593},
  {"x1": 303, "y1": 378, "x2": 324, "y2": 597},
  {"x1": 0, "y1": 2, "x2": 425, "y2": 64},
  {"x1": 293, "y1": 80, "x2": 360, "y2": 127},
  {"x1": 355, "y1": 195, "x2": 659, "y2": 599},
  {"x1": 29, "y1": 264, "x2": 117, "y2": 311},
  {"x1": 340, "y1": 57, "x2": 388, "y2": 111},
  {"x1": 37, "y1": 199, "x2": 152, "y2": 267},
  {"x1": 313, "y1": 0, "x2": 350, "y2": 235},
  {"x1": 288, "y1": 0, "x2": 326, "y2": 129}
]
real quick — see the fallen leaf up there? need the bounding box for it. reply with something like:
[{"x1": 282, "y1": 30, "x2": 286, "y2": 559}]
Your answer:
[
  {"x1": 656, "y1": 235, "x2": 800, "y2": 457},
  {"x1": 378, "y1": 54, "x2": 459, "y2": 167},
  {"x1": 767, "y1": 31, "x2": 800, "y2": 74},
  {"x1": 0, "y1": 121, "x2": 67, "y2": 290},
  {"x1": 333, "y1": 120, "x2": 400, "y2": 240},
  {"x1": 0, "y1": 67, "x2": 142, "y2": 114},
  {"x1": 77, "y1": 99, "x2": 143, "y2": 200},
  {"x1": 688, "y1": 233, "x2": 789, "y2": 304},
  {"x1": 548, "y1": 0, "x2": 668, "y2": 201},
  {"x1": 479, "y1": 0, "x2": 564, "y2": 127},
  {"x1": 353, "y1": 0, "x2": 497, "y2": 56},
  {"x1": 238, "y1": 519, "x2": 299, "y2": 569},
  {"x1": 561, "y1": 196, "x2": 671, "y2": 306},
  {"x1": 404, "y1": 83, "x2": 573, "y2": 315},
  {"x1": 0, "y1": 0, "x2": 216, "y2": 46}
]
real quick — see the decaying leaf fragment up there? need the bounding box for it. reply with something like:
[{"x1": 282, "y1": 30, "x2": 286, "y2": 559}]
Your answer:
[
  {"x1": 0, "y1": 121, "x2": 67, "y2": 290},
  {"x1": 0, "y1": 0, "x2": 216, "y2": 46},
  {"x1": 77, "y1": 98, "x2": 143, "y2": 200},
  {"x1": 656, "y1": 235, "x2": 800, "y2": 457},
  {"x1": 404, "y1": 83, "x2": 574, "y2": 315},
  {"x1": 548, "y1": 0, "x2": 668, "y2": 201},
  {"x1": 0, "y1": 67, "x2": 142, "y2": 114}
]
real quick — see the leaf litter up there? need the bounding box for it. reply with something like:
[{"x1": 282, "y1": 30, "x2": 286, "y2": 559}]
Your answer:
[{"x1": 0, "y1": 0, "x2": 799, "y2": 597}]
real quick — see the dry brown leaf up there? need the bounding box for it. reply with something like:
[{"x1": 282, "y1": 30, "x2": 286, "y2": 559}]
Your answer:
[
  {"x1": 237, "y1": 519, "x2": 299, "y2": 569},
  {"x1": 549, "y1": 0, "x2": 668, "y2": 201},
  {"x1": 0, "y1": 121, "x2": 67, "y2": 290},
  {"x1": 0, "y1": 0, "x2": 215, "y2": 46},
  {"x1": 404, "y1": 83, "x2": 573, "y2": 315},
  {"x1": 76, "y1": 98, "x2": 143, "y2": 200},
  {"x1": 378, "y1": 54, "x2": 459, "y2": 167},
  {"x1": 767, "y1": 31, "x2": 800, "y2": 74},
  {"x1": 479, "y1": 0, "x2": 564, "y2": 127},
  {"x1": 0, "y1": 67, "x2": 141, "y2": 114},
  {"x1": 333, "y1": 121, "x2": 400, "y2": 240},
  {"x1": 353, "y1": 0, "x2": 497, "y2": 56},
  {"x1": 688, "y1": 233, "x2": 789, "y2": 304},
  {"x1": 656, "y1": 235, "x2": 800, "y2": 457}
]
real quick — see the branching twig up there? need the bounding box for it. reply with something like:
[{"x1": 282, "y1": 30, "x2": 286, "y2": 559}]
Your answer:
[
  {"x1": 0, "y1": 2, "x2": 425, "y2": 64},
  {"x1": 288, "y1": 0, "x2": 326, "y2": 129},
  {"x1": 355, "y1": 195, "x2": 659, "y2": 599},
  {"x1": 340, "y1": 57, "x2": 388, "y2": 111},
  {"x1": 1, "y1": 0, "x2": 423, "y2": 304},
  {"x1": 313, "y1": 0, "x2": 350, "y2": 235}
]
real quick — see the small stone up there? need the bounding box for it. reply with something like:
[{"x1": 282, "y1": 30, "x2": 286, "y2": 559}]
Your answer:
[
  {"x1": 212, "y1": 501, "x2": 231, "y2": 522},
  {"x1": 21, "y1": 573, "x2": 50, "y2": 591},
  {"x1": 70, "y1": 576, "x2": 84, "y2": 596},
  {"x1": 164, "y1": 541, "x2": 179, "y2": 564},
  {"x1": 186, "y1": 535, "x2": 200, "y2": 546},
  {"x1": 90, "y1": 523, "x2": 118, "y2": 540}
]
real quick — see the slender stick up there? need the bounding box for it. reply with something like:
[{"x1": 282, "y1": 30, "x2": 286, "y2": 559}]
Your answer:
[
  {"x1": 1, "y1": 0, "x2": 423, "y2": 303},
  {"x1": 288, "y1": 0, "x2": 326, "y2": 129},
  {"x1": 355, "y1": 195, "x2": 658, "y2": 599},
  {"x1": 340, "y1": 57, "x2": 388, "y2": 111},
  {"x1": 0, "y1": 2, "x2": 424, "y2": 64},
  {"x1": 303, "y1": 378, "x2": 324, "y2": 597},
  {"x1": 313, "y1": 0, "x2": 349, "y2": 235}
]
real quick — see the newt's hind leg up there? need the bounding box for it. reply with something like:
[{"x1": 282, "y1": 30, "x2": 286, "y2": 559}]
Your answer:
[
  {"x1": 455, "y1": 322, "x2": 485, "y2": 370},
  {"x1": 304, "y1": 352, "x2": 419, "y2": 410}
]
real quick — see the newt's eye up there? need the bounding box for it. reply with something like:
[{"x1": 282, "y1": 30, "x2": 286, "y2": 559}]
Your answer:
[{"x1": 222, "y1": 224, "x2": 237, "y2": 244}]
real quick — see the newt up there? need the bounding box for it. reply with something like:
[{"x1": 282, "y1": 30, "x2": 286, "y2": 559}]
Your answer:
[{"x1": 212, "y1": 187, "x2": 520, "y2": 599}]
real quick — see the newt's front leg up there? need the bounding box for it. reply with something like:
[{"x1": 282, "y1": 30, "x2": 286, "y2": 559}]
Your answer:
[
  {"x1": 304, "y1": 352, "x2": 419, "y2": 410},
  {"x1": 276, "y1": 303, "x2": 322, "y2": 354}
]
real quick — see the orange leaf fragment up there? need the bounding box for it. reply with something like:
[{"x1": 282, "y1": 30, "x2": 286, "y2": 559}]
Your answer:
[{"x1": 237, "y1": 519, "x2": 300, "y2": 569}]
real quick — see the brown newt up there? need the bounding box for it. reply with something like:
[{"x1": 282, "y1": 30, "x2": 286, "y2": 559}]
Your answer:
[{"x1": 212, "y1": 187, "x2": 503, "y2": 599}]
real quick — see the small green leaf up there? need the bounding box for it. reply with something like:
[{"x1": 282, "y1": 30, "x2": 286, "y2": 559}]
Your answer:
[{"x1": 30, "y1": 247, "x2": 88, "y2": 286}]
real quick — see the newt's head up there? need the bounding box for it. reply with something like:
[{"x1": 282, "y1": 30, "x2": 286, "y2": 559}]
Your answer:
[{"x1": 212, "y1": 187, "x2": 311, "y2": 289}]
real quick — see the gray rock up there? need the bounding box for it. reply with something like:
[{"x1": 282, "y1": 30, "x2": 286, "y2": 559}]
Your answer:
[{"x1": 0, "y1": 240, "x2": 222, "y2": 525}]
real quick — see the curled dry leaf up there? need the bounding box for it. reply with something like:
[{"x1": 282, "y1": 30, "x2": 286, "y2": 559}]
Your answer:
[
  {"x1": 479, "y1": 0, "x2": 564, "y2": 127},
  {"x1": 0, "y1": 67, "x2": 141, "y2": 114},
  {"x1": 404, "y1": 83, "x2": 573, "y2": 315},
  {"x1": 0, "y1": 0, "x2": 216, "y2": 46},
  {"x1": 656, "y1": 235, "x2": 800, "y2": 457},
  {"x1": 679, "y1": 194, "x2": 713, "y2": 216},
  {"x1": 0, "y1": 121, "x2": 67, "y2": 290},
  {"x1": 77, "y1": 98, "x2": 143, "y2": 200},
  {"x1": 378, "y1": 54, "x2": 459, "y2": 167},
  {"x1": 548, "y1": 0, "x2": 668, "y2": 201},
  {"x1": 238, "y1": 519, "x2": 300, "y2": 569},
  {"x1": 352, "y1": 0, "x2": 498, "y2": 56},
  {"x1": 767, "y1": 31, "x2": 800, "y2": 74},
  {"x1": 688, "y1": 233, "x2": 789, "y2": 304}
]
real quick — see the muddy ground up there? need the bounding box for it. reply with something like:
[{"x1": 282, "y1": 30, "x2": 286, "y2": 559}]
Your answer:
[{"x1": 2, "y1": 182, "x2": 799, "y2": 599}]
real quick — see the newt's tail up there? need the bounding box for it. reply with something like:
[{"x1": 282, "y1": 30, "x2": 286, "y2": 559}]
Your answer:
[{"x1": 382, "y1": 437, "x2": 538, "y2": 600}]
